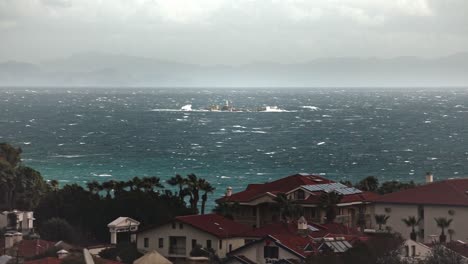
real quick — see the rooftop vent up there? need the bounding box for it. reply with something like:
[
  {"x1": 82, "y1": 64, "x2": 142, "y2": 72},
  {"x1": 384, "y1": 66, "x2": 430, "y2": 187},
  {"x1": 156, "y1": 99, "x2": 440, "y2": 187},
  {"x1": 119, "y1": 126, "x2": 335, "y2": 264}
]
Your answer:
[
  {"x1": 426, "y1": 172, "x2": 433, "y2": 183},
  {"x1": 225, "y1": 187, "x2": 232, "y2": 197}
]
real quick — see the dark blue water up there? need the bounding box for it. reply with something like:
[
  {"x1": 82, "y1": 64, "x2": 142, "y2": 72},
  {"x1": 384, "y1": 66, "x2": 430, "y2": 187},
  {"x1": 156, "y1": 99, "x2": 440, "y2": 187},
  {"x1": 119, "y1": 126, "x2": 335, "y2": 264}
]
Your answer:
[{"x1": 1, "y1": 87, "x2": 468, "y2": 209}]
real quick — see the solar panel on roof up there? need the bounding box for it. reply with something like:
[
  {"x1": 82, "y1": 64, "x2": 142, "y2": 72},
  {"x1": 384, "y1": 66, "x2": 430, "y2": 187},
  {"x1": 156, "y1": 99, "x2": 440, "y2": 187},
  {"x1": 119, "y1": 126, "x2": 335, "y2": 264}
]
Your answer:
[
  {"x1": 325, "y1": 241, "x2": 349, "y2": 253},
  {"x1": 302, "y1": 183, "x2": 362, "y2": 195},
  {"x1": 332, "y1": 241, "x2": 345, "y2": 252},
  {"x1": 307, "y1": 225, "x2": 319, "y2": 232}
]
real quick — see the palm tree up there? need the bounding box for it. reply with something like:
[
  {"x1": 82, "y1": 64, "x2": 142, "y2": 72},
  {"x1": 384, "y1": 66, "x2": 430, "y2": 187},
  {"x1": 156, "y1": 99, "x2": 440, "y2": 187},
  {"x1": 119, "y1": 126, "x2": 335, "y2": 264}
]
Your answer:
[
  {"x1": 140, "y1": 177, "x2": 162, "y2": 192},
  {"x1": 199, "y1": 179, "x2": 215, "y2": 215},
  {"x1": 273, "y1": 193, "x2": 303, "y2": 222},
  {"x1": 434, "y1": 217, "x2": 453, "y2": 243},
  {"x1": 101, "y1": 181, "x2": 113, "y2": 198},
  {"x1": 49, "y1": 179, "x2": 60, "y2": 192},
  {"x1": 357, "y1": 176, "x2": 379, "y2": 192},
  {"x1": 86, "y1": 180, "x2": 101, "y2": 194},
  {"x1": 113, "y1": 180, "x2": 127, "y2": 196},
  {"x1": 374, "y1": 214, "x2": 390, "y2": 230},
  {"x1": 186, "y1": 173, "x2": 201, "y2": 213},
  {"x1": 167, "y1": 174, "x2": 186, "y2": 199},
  {"x1": 318, "y1": 191, "x2": 343, "y2": 223},
  {"x1": 213, "y1": 201, "x2": 240, "y2": 220},
  {"x1": 132, "y1": 177, "x2": 142, "y2": 191},
  {"x1": 402, "y1": 216, "x2": 421, "y2": 240}
]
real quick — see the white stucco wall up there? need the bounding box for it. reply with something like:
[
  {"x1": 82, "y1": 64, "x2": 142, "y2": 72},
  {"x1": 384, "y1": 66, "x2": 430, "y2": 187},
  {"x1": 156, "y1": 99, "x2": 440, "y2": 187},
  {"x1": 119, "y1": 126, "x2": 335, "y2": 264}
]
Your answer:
[
  {"x1": 137, "y1": 221, "x2": 244, "y2": 259},
  {"x1": 372, "y1": 203, "x2": 468, "y2": 243},
  {"x1": 373, "y1": 204, "x2": 418, "y2": 237},
  {"x1": 423, "y1": 205, "x2": 468, "y2": 243}
]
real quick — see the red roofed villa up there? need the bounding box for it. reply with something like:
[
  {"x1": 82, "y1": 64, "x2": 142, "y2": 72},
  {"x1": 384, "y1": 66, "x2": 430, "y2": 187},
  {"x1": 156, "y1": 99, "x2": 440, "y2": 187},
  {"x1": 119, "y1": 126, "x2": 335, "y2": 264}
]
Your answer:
[{"x1": 217, "y1": 173, "x2": 379, "y2": 228}]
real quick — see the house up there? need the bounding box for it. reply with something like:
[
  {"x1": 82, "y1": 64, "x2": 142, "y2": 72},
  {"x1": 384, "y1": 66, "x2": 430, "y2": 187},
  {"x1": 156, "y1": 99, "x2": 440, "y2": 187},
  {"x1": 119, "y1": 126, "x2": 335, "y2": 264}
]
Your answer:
[
  {"x1": 217, "y1": 173, "x2": 379, "y2": 228},
  {"x1": 107, "y1": 217, "x2": 140, "y2": 244},
  {"x1": 136, "y1": 214, "x2": 251, "y2": 261},
  {"x1": 225, "y1": 217, "x2": 365, "y2": 264},
  {"x1": 371, "y1": 177, "x2": 468, "y2": 243},
  {"x1": 0, "y1": 210, "x2": 34, "y2": 233},
  {"x1": 400, "y1": 239, "x2": 432, "y2": 262}
]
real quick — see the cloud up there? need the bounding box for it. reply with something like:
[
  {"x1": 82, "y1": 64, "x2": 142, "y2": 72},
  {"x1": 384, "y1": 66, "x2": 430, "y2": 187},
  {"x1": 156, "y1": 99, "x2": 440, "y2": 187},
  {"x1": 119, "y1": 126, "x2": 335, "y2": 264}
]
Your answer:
[
  {"x1": 0, "y1": 0, "x2": 466, "y2": 64},
  {"x1": 40, "y1": 0, "x2": 72, "y2": 8}
]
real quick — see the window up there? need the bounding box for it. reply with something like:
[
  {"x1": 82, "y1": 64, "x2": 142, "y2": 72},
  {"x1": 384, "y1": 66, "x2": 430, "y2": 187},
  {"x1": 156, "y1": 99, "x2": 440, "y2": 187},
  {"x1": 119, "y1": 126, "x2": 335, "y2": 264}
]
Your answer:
[
  {"x1": 158, "y1": 238, "x2": 164, "y2": 248},
  {"x1": 192, "y1": 239, "x2": 197, "y2": 249},
  {"x1": 296, "y1": 190, "x2": 305, "y2": 200},
  {"x1": 418, "y1": 205, "x2": 424, "y2": 219},
  {"x1": 405, "y1": 246, "x2": 409, "y2": 257},
  {"x1": 264, "y1": 246, "x2": 279, "y2": 259},
  {"x1": 172, "y1": 222, "x2": 176, "y2": 229},
  {"x1": 206, "y1": 240, "x2": 212, "y2": 249},
  {"x1": 252, "y1": 207, "x2": 257, "y2": 216},
  {"x1": 144, "y1": 238, "x2": 149, "y2": 248},
  {"x1": 179, "y1": 223, "x2": 184, "y2": 229},
  {"x1": 411, "y1": 245, "x2": 416, "y2": 256},
  {"x1": 229, "y1": 244, "x2": 232, "y2": 252},
  {"x1": 219, "y1": 240, "x2": 223, "y2": 249}
]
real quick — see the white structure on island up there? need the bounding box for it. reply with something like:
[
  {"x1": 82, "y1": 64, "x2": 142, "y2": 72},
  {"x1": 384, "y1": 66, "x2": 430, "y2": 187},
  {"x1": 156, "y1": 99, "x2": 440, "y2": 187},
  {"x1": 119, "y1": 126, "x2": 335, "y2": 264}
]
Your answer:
[{"x1": 107, "y1": 217, "x2": 140, "y2": 245}]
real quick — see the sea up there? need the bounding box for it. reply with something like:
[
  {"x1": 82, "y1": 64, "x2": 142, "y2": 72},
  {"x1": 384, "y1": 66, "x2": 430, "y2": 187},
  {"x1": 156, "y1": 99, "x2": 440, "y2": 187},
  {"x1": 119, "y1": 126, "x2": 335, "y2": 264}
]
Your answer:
[{"x1": 1, "y1": 87, "x2": 468, "y2": 210}]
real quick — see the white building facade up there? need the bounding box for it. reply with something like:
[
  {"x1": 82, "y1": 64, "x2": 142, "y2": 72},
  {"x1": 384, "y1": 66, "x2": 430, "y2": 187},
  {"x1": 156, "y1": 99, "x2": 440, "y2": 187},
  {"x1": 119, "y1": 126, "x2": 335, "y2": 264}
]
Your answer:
[
  {"x1": 136, "y1": 214, "x2": 248, "y2": 260},
  {"x1": 371, "y1": 178, "x2": 468, "y2": 243}
]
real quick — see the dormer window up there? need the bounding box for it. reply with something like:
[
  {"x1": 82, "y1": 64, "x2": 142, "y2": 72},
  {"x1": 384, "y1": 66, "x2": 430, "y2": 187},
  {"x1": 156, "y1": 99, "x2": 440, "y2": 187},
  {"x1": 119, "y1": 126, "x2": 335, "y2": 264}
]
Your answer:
[{"x1": 296, "y1": 189, "x2": 305, "y2": 200}]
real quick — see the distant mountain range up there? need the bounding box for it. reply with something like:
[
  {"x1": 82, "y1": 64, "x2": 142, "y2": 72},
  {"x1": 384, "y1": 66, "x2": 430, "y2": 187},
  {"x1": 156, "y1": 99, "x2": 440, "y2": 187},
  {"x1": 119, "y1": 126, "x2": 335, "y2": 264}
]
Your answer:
[{"x1": 1, "y1": 52, "x2": 468, "y2": 87}]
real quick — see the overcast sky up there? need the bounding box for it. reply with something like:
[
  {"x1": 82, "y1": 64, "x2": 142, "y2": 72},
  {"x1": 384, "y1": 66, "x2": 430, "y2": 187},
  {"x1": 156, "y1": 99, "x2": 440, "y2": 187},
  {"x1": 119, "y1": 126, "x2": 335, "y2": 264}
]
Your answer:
[{"x1": 0, "y1": 0, "x2": 467, "y2": 65}]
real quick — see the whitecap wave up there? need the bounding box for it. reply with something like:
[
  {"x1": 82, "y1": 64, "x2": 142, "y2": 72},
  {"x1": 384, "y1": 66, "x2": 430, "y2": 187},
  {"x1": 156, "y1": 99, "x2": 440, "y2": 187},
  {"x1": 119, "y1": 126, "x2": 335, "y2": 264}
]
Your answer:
[{"x1": 301, "y1": 106, "x2": 320, "y2": 111}]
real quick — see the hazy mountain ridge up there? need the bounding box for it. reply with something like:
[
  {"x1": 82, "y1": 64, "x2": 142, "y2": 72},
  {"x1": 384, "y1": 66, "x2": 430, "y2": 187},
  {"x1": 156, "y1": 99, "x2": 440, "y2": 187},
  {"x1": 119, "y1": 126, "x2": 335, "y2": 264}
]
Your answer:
[{"x1": 1, "y1": 52, "x2": 467, "y2": 87}]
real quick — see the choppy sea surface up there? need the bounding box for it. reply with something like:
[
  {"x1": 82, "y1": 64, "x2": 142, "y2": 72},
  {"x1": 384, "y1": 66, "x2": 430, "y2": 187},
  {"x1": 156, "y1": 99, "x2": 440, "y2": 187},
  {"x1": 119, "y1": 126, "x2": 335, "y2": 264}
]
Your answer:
[{"x1": 1, "y1": 87, "x2": 468, "y2": 209}]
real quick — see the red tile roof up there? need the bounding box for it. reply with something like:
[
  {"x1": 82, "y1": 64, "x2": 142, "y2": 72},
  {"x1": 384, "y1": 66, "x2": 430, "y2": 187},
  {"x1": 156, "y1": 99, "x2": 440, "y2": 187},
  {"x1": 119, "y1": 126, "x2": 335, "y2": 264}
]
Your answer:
[
  {"x1": 175, "y1": 214, "x2": 251, "y2": 238},
  {"x1": 240, "y1": 221, "x2": 365, "y2": 240},
  {"x1": 219, "y1": 174, "x2": 333, "y2": 203},
  {"x1": 217, "y1": 173, "x2": 378, "y2": 204},
  {"x1": 16, "y1": 240, "x2": 57, "y2": 258},
  {"x1": 25, "y1": 257, "x2": 61, "y2": 264},
  {"x1": 372, "y1": 179, "x2": 468, "y2": 206},
  {"x1": 444, "y1": 241, "x2": 468, "y2": 258}
]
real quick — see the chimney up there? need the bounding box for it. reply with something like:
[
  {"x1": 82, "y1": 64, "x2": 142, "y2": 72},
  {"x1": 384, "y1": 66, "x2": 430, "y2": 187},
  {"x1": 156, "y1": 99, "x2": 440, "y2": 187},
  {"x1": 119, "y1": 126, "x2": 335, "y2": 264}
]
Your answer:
[
  {"x1": 426, "y1": 172, "x2": 433, "y2": 183},
  {"x1": 13, "y1": 232, "x2": 23, "y2": 244},
  {"x1": 225, "y1": 187, "x2": 232, "y2": 197},
  {"x1": 5, "y1": 233, "x2": 14, "y2": 249},
  {"x1": 57, "y1": 249, "x2": 69, "y2": 259},
  {"x1": 297, "y1": 216, "x2": 308, "y2": 236}
]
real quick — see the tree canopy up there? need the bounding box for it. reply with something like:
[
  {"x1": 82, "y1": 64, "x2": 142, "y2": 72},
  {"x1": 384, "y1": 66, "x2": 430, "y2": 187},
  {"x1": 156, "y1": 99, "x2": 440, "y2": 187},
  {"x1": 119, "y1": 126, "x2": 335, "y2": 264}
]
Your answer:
[{"x1": 0, "y1": 143, "x2": 49, "y2": 210}]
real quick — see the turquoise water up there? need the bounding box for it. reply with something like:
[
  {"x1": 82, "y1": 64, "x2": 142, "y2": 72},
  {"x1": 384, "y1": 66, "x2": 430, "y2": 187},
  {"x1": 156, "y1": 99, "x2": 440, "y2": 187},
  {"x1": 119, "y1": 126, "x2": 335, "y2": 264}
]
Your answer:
[{"x1": 1, "y1": 87, "x2": 468, "y2": 209}]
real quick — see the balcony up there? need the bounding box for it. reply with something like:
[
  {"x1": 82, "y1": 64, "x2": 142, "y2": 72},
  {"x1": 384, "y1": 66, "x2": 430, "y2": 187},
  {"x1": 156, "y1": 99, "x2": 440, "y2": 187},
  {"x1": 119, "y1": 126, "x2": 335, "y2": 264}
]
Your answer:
[
  {"x1": 169, "y1": 246, "x2": 186, "y2": 255},
  {"x1": 169, "y1": 236, "x2": 186, "y2": 256}
]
